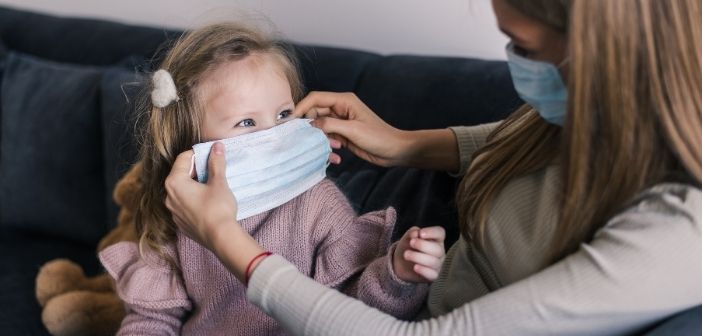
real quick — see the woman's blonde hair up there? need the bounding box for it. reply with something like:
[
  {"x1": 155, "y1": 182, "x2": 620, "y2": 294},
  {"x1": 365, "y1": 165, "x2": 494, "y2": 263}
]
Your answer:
[
  {"x1": 135, "y1": 22, "x2": 303, "y2": 265},
  {"x1": 458, "y1": 0, "x2": 702, "y2": 261}
]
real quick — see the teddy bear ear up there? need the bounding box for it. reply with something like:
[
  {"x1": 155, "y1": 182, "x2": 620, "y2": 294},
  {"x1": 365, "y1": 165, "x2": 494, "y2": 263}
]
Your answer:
[{"x1": 113, "y1": 162, "x2": 143, "y2": 208}]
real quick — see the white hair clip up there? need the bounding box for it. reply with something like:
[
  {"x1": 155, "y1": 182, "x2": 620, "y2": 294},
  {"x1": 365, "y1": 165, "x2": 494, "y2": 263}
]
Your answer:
[{"x1": 151, "y1": 69, "x2": 180, "y2": 108}]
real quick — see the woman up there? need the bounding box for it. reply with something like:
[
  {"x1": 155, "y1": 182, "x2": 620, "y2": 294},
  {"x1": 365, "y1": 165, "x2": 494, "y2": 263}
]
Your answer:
[{"x1": 164, "y1": 0, "x2": 702, "y2": 334}]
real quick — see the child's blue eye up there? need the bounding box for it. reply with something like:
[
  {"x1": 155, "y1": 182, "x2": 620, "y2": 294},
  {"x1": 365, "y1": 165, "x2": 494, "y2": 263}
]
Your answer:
[
  {"x1": 236, "y1": 119, "x2": 256, "y2": 127},
  {"x1": 277, "y1": 109, "x2": 292, "y2": 120}
]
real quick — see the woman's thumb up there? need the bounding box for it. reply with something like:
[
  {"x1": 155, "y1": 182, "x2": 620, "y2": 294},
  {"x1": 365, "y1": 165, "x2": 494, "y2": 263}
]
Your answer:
[{"x1": 207, "y1": 142, "x2": 227, "y2": 186}]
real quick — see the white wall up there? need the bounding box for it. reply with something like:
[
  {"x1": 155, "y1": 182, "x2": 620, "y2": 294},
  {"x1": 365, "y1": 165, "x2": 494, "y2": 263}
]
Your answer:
[{"x1": 0, "y1": 0, "x2": 507, "y2": 60}]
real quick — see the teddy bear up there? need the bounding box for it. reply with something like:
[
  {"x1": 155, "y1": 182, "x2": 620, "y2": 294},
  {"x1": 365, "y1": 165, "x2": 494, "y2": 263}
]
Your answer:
[{"x1": 35, "y1": 162, "x2": 142, "y2": 336}]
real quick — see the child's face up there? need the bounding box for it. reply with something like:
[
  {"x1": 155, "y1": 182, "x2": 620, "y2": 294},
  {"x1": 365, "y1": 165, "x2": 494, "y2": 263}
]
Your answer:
[{"x1": 199, "y1": 55, "x2": 295, "y2": 141}]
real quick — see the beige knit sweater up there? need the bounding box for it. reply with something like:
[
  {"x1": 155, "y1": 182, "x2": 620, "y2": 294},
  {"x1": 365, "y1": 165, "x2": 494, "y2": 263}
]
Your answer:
[{"x1": 246, "y1": 123, "x2": 702, "y2": 335}]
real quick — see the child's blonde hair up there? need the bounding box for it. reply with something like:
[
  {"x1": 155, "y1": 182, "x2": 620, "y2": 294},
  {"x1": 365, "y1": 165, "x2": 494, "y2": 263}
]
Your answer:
[{"x1": 134, "y1": 22, "x2": 304, "y2": 265}]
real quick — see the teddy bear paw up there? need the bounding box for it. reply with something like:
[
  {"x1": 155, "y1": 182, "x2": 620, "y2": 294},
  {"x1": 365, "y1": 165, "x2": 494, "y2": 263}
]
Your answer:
[
  {"x1": 42, "y1": 291, "x2": 124, "y2": 336},
  {"x1": 36, "y1": 259, "x2": 87, "y2": 307}
]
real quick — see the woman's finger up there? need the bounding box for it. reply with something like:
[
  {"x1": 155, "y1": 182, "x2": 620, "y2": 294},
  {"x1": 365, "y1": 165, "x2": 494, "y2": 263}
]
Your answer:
[
  {"x1": 298, "y1": 107, "x2": 332, "y2": 119},
  {"x1": 165, "y1": 195, "x2": 174, "y2": 212},
  {"x1": 410, "y1": 238, "x2": 444, "y2": 258},
  {"x1": 403, "y1": 250, "x2": 442, "y2": 269},
  {"x1": 313, "y1": 116, "x2": 361, "y2": 141},
  {"x1": 294, "y1": 91, "x2": 357, "y2": 120},
  {"x1": 294, "y1": 91, "x2": 341, "y2": 114},
  {"x1": 413, "y1": 264, "x2": 439, "y2": 281},
  {"x1": 165, "y1": 150, "x2": 195, "y2": 199},
  {"x1": 206, "y1": 142, "x2": 228, "y2": 187},
  {"x1": 312, "y1": 107, "x2": 332, "y2": 117},
  {"x1": 168, "y1": 150, "x2": 195, "y2": 181}
]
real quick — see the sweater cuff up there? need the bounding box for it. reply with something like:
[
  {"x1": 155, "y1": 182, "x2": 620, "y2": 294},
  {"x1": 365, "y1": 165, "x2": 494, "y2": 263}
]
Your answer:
[{"x1": 380, "y1": 242, "x2": 427, "y2": 297}]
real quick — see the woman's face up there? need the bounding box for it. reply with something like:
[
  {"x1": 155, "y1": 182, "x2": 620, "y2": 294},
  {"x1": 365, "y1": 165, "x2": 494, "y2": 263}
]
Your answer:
[{"x1": 492, "y1": 0, "x2": 567, "y2": 66}]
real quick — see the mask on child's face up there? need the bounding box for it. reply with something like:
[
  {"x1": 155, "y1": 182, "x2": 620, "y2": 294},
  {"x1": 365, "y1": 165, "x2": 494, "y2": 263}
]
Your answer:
[{"x1": 192, "y1": 119, "x2": 331, "y2": 220}]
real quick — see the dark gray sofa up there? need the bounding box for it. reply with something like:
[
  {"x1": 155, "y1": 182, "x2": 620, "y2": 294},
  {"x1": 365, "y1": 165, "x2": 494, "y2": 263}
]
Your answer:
[{"x1": 0, "y1": 6, "x2": 699, "y2": 335}]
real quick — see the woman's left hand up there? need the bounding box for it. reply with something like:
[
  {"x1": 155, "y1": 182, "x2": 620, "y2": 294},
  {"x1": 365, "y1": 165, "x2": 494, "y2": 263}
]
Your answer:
[
  {"x1": 165, "y1": 143, "x2": 265, "y2": 281},
  {"x1": 164, "y1": 143, "x2": 238, "y2": 250}
]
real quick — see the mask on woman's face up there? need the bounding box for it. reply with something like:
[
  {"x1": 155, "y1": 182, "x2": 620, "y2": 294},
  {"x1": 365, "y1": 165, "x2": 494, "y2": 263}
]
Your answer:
[{"x1": 505, "y1": 42, "x2": 568, "y2": 126}]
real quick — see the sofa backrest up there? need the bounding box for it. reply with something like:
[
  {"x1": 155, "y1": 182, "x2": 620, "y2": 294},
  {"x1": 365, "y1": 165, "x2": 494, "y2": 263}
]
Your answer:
[{"x1": 0, "y1": 5, "x2": 522, "y2": 246}]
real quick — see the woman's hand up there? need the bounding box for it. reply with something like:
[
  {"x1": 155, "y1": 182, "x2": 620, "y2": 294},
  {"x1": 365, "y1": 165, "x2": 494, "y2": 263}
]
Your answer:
[
  {"x1": 295, "y1": 91, "x2": 411, "y2": 167},
  {"x1": 164, "y1": 143, "x2": 237, "y2": 249},
  {"x1": 392, "y1": 226, "x2": 446, "y2": 282},
  {"x1": 165, "y1": 143, "x2": 264, "y2": 281},
  {"x1": 295, "y1": 91, "x2": 460, "y2": 172}
]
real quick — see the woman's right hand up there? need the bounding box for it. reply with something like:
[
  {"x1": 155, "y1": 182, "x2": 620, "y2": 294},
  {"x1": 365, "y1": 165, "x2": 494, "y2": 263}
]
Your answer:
[
  {"x1": 295, "y1": 91, "x2": 460, "y2": 172},
  {"x1": 295, "y1": 92, "x2": 411, "y2": 167}
]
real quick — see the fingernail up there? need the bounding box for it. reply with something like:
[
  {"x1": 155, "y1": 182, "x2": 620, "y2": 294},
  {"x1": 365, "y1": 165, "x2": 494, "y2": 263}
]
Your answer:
[{"x1": 213, "y1": 142, "x2": 224, "y2": 155}]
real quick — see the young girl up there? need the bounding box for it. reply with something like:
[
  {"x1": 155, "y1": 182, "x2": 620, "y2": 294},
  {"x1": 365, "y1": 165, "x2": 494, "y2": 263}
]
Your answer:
[{"x1": 99, "y1": 23, "x2": 445, "y2": 335}]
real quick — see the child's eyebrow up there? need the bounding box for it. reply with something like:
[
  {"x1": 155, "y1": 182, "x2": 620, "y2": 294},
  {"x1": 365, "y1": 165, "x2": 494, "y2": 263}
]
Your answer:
[
  {"x1": 218, "y1": 100, "x2": 294, "y2": 121},
  {"x1": 217, "y1": 109, "x2": 252, "y2": 123},
  {"x1": 276, "y1": 100, "x2": 294, "y2": 111}
]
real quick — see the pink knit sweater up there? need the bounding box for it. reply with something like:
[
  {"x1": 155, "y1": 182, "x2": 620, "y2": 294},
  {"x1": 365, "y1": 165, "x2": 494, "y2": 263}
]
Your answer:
[{"x1": 99, "y1": 179, "x2": 428, "y2": 335}]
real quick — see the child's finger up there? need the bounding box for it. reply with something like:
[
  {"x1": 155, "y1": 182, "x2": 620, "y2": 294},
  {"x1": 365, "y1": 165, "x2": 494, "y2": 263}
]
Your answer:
[
  {"x1": 410, "y1": 238, "x2": 444, "y2": 258},
  {"x1": 403, "y1": 250, "x2": 442, "y2": 270},
  {"x1": 413, "y1": 264, "x2": 439, "y2": 282},
  {"x1": 405, "y1": 226, "x2": 420, "y2": 239},
  {"x1": 329, "y1": 152, "x2": 342, "y2": 165},
  {"x1": 419, "y1": 226, "x2": 446, "y2": 241}
]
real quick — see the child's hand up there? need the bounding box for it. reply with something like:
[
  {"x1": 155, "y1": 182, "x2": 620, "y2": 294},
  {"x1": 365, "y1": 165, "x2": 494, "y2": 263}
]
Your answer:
[{"x1": 392, "y1": 226, "x2": 445, "y2": 283}]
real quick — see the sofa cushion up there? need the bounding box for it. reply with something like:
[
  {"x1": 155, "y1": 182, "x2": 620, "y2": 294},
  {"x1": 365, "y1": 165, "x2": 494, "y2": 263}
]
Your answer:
[
  {"x1": 100, "y1": 67, "x2": 142, "y2": 230},
  {"x1": 0, "y1": 227, "x2": 100, "y2": 336},
  {"x1": 355, "y1": 55, "x2": 521, "y2": 131},
  {"x1": 294, "y1": 45, "x2": 380, "y2": 93},
  {"x1": 0, "y1": 52, "x2": 106, "y2": 244}
]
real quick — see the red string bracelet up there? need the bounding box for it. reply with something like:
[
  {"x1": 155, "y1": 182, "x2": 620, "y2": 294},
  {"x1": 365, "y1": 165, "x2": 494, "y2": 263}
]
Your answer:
[{"x1": 245, "y1": 251, "x2": 273, "y2": 286}]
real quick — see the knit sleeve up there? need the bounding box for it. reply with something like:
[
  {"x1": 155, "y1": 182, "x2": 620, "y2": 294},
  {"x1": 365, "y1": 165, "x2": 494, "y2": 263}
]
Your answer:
[
  {"x1": 448, "y1": 122, "x2": 500, "y2": 176},
  {"x1": 310, "y1": 181, "x2": 428, "y2": 320},
  {"x1": 99, "y1": 241, "x2": 191, "y2": 336},
  {"x1": 247, "y1": 184, "x2": 702, "y2": 335}
]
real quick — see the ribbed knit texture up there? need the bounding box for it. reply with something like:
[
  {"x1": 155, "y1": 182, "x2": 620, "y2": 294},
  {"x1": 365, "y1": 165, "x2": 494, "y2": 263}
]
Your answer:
[
  {"x1": 246, "y1": 125, "x2": 702, "y2": 336},
  {"x1": 99, "y1": 179, "x2": 428, "y2": 335},
  {"x1": 449, "y1": 122, "x2": 500, "y2": 176}
]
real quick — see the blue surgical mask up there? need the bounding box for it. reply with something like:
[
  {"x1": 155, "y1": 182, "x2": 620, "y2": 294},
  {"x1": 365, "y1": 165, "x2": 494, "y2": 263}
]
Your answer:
[
  {"x1": 505, "y1": 42, "x2": 568, "y2": 126},
  {"x1": 192, "y1": 119, "x2": 331, "y2": 220}
]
